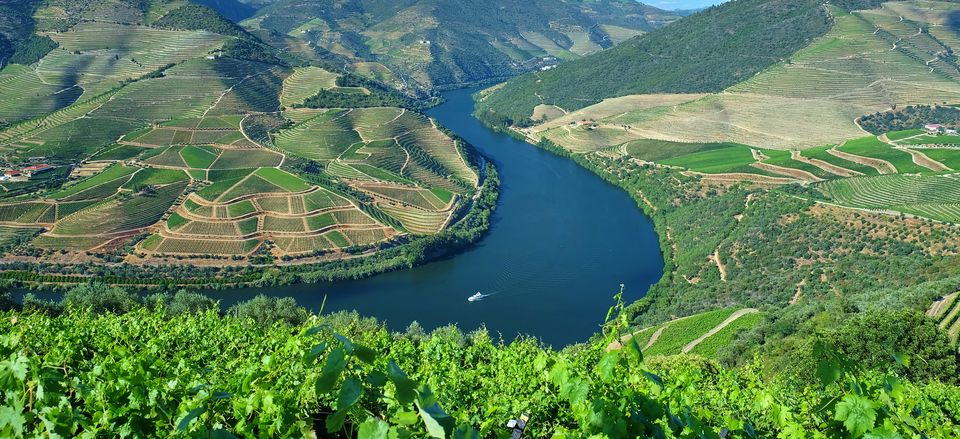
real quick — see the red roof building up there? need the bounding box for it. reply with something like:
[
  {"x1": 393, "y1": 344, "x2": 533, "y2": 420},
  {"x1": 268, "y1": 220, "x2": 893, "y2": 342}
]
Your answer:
[{"x1": 23, "y1": 164, "x2": 53, "y2": 173}]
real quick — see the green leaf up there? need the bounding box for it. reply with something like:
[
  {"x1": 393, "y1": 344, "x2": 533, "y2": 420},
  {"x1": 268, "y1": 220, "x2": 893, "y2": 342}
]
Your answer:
[
  {"x1": 417, "y1": 392, "x2": 454, "y2": 439},
  {"x1": 834, "y1": 394, "x2": 878, "y2": 437},
  {"x1": 395, "y1": 410, "x2": 419, "y2": 425},
  {"x1": 892, "y1": 352, "x2": 910, "y2": 368},
  {"x1": 316, "y1": 348, "x2": 348, "y2": 395},
  {"x1": 338, "y1": 378, "x2": 363, "y2": 408},
  {"x1": 864, "y1": 426, "x2": 904, "y2": 439},
  {"x1": 816, "y1": 358, "x2": 842, "y2": 388},
  {"x1": 358, "y1": 418, "x2": 390, "y2": 439},
  {"x1": 0, "y1": 406, "x2": 26, "y2": 438},
  {"x1": 304, "y1": 326, "x2": 325, "y2": 336},
  {"x1": 176, "y1": 407, "x2": 206, "y2": 431},
  {"x1": 367, "y1": 370, "x2": 388, "y2": 387},
  {"x1": 210, "y1": 429, "x2": 240, "y2": 439},
  {"x1": 325, "y1": 408, "x2": 349, "y2": 433},
  {"x1": 387, "y1": 360, "x2": 416, "y2": 405},
  {"x1": 642, "y1": 371, "x2": 664, "y2": 388},
  {"x1": 453, "y1": 425, "x2": 480, "y2": 439},
  {"x1": 597, "y1": 351, "x2": 619, "y2": 383},
  {"x1": 625, "y1": 337, "x2": 643, "y2": 364},
  {"x1": 335, "y1": 333, "x2": 355, "y2": 353},
  {"x1": 303, "y1": 343, "x2": 327, "y2": 365},
  {"x1": 354, "y1": 344, "x2": 377, "y2": 364}
]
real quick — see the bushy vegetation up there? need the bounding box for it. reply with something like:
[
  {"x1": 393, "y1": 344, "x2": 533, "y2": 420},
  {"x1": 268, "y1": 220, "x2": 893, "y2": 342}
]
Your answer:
[
  {"x1": 7, "y1": 35, "x2": 57, "y2": 65},
  {"x1": 477, "y1": 0, "x2": 833, "y2": 125},
  {"x1": 859, "y1": 105, "x2": 960, "y2": 134},
  {"x1": 153, "y1": 3, "x2": 247, "y2": 37},
  {"x1": 3, "y1": 286, "x2": 960, "y2": 437},
  {"x1": 220, "y1": 37, "x2": 285, "y2": 66},
  {"x1": 298, "y1": 74, "x2": 434, "y2": 110}
]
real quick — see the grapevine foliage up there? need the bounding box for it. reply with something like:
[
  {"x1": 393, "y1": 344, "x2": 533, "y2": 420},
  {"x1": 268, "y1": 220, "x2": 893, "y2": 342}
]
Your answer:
[{"x1": 0, "y1": 292, "x2": 958, "y2": 437}]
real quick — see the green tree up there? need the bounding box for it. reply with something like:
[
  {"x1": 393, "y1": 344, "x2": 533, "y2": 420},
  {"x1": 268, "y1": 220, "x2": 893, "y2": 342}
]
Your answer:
[
  {"x1": 829, "y1": 309, "x2": 959, "y2": 383},
  {"x1": 227, "y1": 294, "x2": 309, "y2": 326},
  {"x1": 63, "y1": 282, "x2": 141, "y2": 314}
]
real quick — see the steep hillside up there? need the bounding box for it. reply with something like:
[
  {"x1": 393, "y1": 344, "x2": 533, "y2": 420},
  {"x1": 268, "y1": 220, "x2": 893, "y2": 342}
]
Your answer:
[
  {"x1": 244, "y1": 0, "x2": 681, "y2": 93},
  {"x1": 194, "y1": 0, "x2": 258, "y2": 22},
  {"x1": 0, "y1": 0, "x2": 486, "y2": 273},
  {"x1": 476, "y1": 0, "x2": 833, "y2": 125},
  {"x1": 513, "y1": 1, "x2": 960, "y2": 150},
  {"x1": 0, "y1": 0, "x2": 44, "y2": 67}
]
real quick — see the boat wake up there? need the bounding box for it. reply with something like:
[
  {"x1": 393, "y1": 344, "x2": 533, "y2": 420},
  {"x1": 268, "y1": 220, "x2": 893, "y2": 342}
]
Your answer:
[{"x1": 467, "y1": 291, "x2": 497, "y2": 302}]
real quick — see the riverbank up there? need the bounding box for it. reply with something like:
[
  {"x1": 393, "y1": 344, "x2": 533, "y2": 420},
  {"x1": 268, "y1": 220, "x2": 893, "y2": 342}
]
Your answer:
[{"x1": 0, "y1": 161, "x2": 500, "y2": 291}]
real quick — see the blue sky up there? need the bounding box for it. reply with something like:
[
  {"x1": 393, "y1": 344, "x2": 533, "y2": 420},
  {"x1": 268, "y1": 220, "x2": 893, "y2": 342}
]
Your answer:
[{"x1": 644, "y1": 0, "x2": 728, "y2": 10}]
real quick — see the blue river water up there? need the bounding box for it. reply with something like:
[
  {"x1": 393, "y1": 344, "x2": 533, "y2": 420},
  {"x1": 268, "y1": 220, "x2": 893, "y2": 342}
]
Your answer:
[{"x1": 205, "y1": 87, "x2": 664, "y2": 346}]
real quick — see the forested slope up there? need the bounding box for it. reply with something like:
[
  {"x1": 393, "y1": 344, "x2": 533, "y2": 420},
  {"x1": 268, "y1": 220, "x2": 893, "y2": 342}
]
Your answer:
[{"x1": 476, "y1": 0, "x2": 833, "y2": 125}]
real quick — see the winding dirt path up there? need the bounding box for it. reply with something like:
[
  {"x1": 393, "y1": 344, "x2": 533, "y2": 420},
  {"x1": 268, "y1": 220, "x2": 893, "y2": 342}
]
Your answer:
[
  {"x1": 897, "y1": 147, "x2": 952, "y2": 172},
  {"x1": 750, "y1": 162, "x2": 822, "y2": 183},
  {"x1": 681, "y1": 308, "x2": 760, "y2": 353},
  {"x1": 791, "y1": 150, "x2": 862, "y2": 177},
  {"x1": 692, "y1": 172, "x2": 799, "y2": 185},
  {"x1": 710, "y1": 248, "x2": 728, "y2": 282},
  {"x1": 828, "y1": 148, "x2": 897, "y2": 174}
]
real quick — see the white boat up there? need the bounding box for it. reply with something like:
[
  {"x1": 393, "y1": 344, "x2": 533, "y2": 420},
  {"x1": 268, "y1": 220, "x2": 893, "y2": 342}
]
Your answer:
[{"x1": 468, "y1": 292, "x2": 484, "y2": 302}]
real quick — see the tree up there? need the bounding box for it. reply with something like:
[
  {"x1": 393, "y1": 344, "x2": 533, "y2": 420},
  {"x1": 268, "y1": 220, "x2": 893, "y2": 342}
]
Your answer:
[
  {"x1": 829, "y1": 309, "x2": 960, "y2": 383},
  {"x1": 63, "y1": 282, "x2": 141, "y2": 314},
  {"x1": 148, "y1": 290, "x2": 218, "y2": 316},
  {"x1": 227, "y1": 294, "x2": 309, "y2": 326}
]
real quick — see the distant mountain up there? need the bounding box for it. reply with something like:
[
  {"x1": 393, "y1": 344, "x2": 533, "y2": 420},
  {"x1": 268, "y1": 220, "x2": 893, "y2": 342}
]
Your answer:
[
  {"x1": 245, "y1": 0, "x2": 681, "y2": 93},
  {"x1": 476, "y1": 0, "x2": 833, "y2": 125},
  {"x1": 194, "y1": 0, "x2": 258, "y2": 22}
]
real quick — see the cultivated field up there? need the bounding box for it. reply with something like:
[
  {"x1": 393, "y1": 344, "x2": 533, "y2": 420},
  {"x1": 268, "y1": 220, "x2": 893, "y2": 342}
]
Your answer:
[
  {"x1": 0, "y1": 6, "x2": 482, "y2": 264},
  {"x1": 928, "y1": 293, "x2": 960, "y2": 342},
  {"x1": 610, "y1": 308, "x2": 763, "y2": 360},
  {"x1": 817, "y1": 174, "x2": 960, "y2": 222}
]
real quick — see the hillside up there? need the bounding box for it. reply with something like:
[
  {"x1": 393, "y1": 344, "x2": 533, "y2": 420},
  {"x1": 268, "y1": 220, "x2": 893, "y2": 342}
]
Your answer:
[
  {"x1": 0, "y1": 0, "x2": 45, "y2": 67},
  {"x1": 496, "y1": 0, "x2": 960, "y2": 221},
  {"x1": 0, "y1": 0, "x2": 487, "y2": 279},
  {"x1": 476, "y1": 0, "x2": 834, "y2": 125},
  {"x1": 244, "y1": 0, "x2": 681, "y2": 94},
  {"x1": 194, "y1": 0, "x2": 258, "y2": 21}
]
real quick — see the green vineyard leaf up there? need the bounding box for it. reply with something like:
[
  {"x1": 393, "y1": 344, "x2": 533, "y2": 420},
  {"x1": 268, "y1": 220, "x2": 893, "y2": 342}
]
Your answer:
[{"x1": 835, "y1": 394, "x2": 878, "y2": 438}]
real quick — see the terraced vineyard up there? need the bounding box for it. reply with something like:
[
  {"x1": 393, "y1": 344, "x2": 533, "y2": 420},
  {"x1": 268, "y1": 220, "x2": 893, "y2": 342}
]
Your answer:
[
  {"x1": 928, "y1": 293, "x2": 960, "y2": 343},
  {"x1": 817, "y1": 174, "x2": 960, "y2": 222},
  {"x1": 275, "y1": 107, "x2": 478, "y2": 235},
  {"x1": 611, "y1": 126, "x2": 960, "y2": 221},
  {"x1": 611, "y1": 308, "x2": 764, "y2": 360},
  {"x1": 0, "y1": 3, "x2": 482, "y2": 265}
]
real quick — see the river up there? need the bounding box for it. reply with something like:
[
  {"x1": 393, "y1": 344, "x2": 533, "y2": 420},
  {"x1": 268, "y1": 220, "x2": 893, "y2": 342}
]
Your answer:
[{"x1": 207, "y1": 87, "x2": 664, "y2": 346}]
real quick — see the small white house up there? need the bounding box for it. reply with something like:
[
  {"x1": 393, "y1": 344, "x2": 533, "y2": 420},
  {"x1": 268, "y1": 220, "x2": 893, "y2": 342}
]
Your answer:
[{"x1": 925, "y1": 123, "x2": 943, "y2": 134}]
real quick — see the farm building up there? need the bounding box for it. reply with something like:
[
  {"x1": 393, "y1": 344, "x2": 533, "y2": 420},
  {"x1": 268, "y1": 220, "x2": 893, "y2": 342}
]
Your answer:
[
  {"x1": 925, "y1": 123, "x2": 944, "y2": 134},
  {"x1": 23, "y1": 164, "x2": 54, "y2": 177}
]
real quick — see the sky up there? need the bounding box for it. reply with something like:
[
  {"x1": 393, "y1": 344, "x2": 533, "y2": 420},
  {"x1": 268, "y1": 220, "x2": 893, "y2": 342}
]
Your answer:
[{"x1": 643, "y1": 0, "x2": 728, "y2": 11}]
